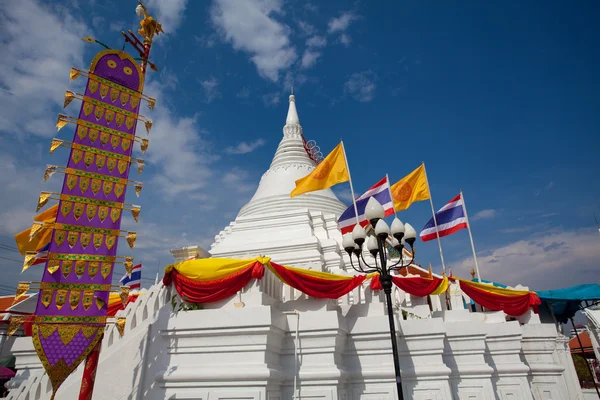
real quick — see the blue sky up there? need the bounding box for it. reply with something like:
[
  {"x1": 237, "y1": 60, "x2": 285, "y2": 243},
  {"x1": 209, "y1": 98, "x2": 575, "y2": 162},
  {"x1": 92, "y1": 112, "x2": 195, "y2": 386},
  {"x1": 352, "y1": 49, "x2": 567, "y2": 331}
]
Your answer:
[{"x1": 0, "y1": 0, "x2": 598, "y2": 294}]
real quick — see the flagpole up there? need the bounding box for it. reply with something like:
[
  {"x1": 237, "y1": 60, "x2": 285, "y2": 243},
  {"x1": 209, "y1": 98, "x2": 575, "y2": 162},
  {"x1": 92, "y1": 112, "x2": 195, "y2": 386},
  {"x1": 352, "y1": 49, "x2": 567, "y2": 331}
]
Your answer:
[
  {"x1": 421, "y1": 162, "x2": 447, "y2": 274},
  {"x1": 460, "y1": 190, "x2": 481, "y2": 281},
  {"x1": 340, "y1": 140, "x2": 360, "y2": 226},
  {"x1": 385, "y1": 173, "x2": 397, "y2": 218}
]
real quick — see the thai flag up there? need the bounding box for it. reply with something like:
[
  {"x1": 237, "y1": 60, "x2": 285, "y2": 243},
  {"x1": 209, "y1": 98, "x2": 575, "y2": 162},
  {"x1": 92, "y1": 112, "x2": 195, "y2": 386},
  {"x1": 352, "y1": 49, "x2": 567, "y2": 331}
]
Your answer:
[
  {"x1": 420, "y1": 193, "x2": 468, "y2": 242},
  {"x1": 119, "y1": 264, "x2": 142, "y2": 290},
  {"x1": 338, "y1": 177, "x2": 395, "y2": 234},
  {"x1": 31, "y1": 243, "x2": 50, "y2": 266}
]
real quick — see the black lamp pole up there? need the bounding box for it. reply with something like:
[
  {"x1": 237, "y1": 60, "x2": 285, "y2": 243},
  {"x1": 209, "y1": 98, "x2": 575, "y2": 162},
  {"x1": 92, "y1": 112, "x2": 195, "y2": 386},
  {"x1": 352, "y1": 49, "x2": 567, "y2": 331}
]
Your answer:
[{"x1": 342, "y1": 198, "x2": 417, "y2": 400}]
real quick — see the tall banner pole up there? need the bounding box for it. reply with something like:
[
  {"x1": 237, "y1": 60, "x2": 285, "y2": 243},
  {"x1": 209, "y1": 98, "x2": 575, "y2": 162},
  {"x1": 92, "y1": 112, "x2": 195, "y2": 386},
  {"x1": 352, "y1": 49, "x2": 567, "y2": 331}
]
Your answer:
[
  {"x1": 385, "y1": 173, "x2": 397, "y2": 218},
  {"x1": 76, "y1": 3, "x2": 161, "y2": 400},
  {"x1": 422, "y1": 162, "x2": 447, "y2": 273},
  {"x1": 460, "y1": 190, "x2": 482, "y2": 281},
  {"x1": 340, "y1": 140, "x2": 360, "y2": 226}
]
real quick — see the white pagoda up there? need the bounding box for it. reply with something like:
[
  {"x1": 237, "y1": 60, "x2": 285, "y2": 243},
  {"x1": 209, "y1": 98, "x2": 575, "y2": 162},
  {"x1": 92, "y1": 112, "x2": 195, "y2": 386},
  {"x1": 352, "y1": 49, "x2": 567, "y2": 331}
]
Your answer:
[{"x1": 2, "y1": 95, "x2": 585, "y2": 399}]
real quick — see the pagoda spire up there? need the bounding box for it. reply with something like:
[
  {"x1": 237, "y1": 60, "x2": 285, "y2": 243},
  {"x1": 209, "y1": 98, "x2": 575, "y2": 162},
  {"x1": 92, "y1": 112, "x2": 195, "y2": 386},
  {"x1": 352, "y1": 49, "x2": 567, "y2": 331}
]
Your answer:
[{"x1": 286, "y1": 92, "x2": 300, "y2": 126}]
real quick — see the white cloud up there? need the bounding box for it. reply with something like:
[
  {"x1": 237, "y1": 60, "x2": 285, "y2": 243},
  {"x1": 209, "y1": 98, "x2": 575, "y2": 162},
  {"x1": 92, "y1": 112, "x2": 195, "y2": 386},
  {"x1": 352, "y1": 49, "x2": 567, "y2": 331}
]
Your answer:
[
  {"x1": 194, "y1": 34, "x2": 217, "y2": 48},
  {"x1": 145, "y1": 0, "x2": 189, "y2": 32},
  {"x1": 263, "y1": 92, "x2": 281, "y2": 107},
  {"x1": 301, "y1": 50, "x2": 321, "y2": 69},
  {"x1": 472, "y1": 209, "x2": 497, "y2": 221},
  {"x1": 0, "y1": 144, "x2": 61, "y2": 236},
  {"x1": 344, "y1": 71, "x2": 376, "y2": 102},
  {"x1": 297, "y1": 20, "x2": 316, "y2": 36},
  {"x1": 199, "y1": 76, "x2": 221, "y2": 103},
  {"x1": 109, "y1": 20, "x2": 126, "y2": 32},
  {"x1": 0, "y1": 0, "x2": 89, "y2": 137},
  {"x1": 211, "y1": 0, "x2": 297, "y2": 82},
  {"x1": 91, "y1": 15, "x2": 105, "y2": 31},
  {"x1": 138, "y1": 77, "x2": 217, "y2": 198},
  {"x1": 546, "y1": 181, "x2": 554, "y2": 190},
  {"x1": 222, "y1": 167, "x2": 258, "y2": 193},
  {"x1": 452, "y1": 229, "x2": 600, "y2": 290},
  {"x1": 339, "y1": 33, "x2": 351, "y2": 47},
  {"x1": 306, "y1": 35, "x2": 327, "y2": 48},
  {"x1": 225, "y1": 139, "x2": 266, "y2": 155},
  {"x1": 327, "y1": 11, "x2": 358, "y2": 46},
  {"x1": 327, "y1": 11, "x2": 356, "y2": 34}
]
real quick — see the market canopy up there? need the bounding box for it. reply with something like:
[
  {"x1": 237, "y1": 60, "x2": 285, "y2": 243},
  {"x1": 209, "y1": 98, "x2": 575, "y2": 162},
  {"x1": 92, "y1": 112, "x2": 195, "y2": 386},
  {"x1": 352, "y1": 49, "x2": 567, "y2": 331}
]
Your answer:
[{"x1": 536, "y1": 284, "x2": 600, "y2": 323}]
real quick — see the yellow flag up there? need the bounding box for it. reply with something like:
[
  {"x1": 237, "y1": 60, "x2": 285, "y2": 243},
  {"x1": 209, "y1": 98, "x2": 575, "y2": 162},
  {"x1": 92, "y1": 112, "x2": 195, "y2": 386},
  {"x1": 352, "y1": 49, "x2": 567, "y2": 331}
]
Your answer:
[
  {"x1": 390, "y1": 164, "x2": 430, "y2": 211},
  {"x1": 290, "y1": 143, "x2": 349, "y2": 198},
  {"x1": 14, "y1": 204, "x2": 58, "y2": 255}
]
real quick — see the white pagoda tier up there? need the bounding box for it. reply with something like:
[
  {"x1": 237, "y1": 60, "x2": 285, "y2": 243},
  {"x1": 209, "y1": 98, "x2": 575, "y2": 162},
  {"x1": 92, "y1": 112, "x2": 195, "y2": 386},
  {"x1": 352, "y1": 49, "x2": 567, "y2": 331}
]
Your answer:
[
  {"x1": 210, "y1": 94, "x2": 349, "y2": 272},
  {"x1": 2, "y1": 95, "x2": 585, "y2": 400}
]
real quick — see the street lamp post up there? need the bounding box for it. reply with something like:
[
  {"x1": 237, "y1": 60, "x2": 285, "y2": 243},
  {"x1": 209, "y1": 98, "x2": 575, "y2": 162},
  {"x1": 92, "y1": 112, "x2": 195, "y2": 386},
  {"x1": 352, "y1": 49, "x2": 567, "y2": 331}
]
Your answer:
[{"x1": 341, "y1": 197, "x2": 417, "y2": 400}]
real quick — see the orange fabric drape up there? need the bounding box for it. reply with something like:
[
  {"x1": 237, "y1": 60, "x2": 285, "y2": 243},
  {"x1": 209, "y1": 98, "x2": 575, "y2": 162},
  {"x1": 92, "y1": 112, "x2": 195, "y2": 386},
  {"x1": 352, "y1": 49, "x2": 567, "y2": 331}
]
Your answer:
[
  {"x1": 164, "y1": 261, "x2": 265, "y2": 304},
  {"x1": 268, "y1": 262, "x2": 366, "y2": 299},
  {"x1": 458, "y1": 279, "x2": 541, "y2": 316},
  {"x1": 370, "y1": 275, "x2": 446, "y2": 297}
]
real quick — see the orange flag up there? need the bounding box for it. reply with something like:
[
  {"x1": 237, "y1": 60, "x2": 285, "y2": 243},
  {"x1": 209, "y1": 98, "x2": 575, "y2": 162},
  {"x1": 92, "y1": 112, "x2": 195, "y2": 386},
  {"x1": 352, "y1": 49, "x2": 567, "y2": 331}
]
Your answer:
[
  {"x1": 290, "y1": 142, "x2": 349, "y2": 198},
  {"x1": 14, "y1": 204, "x2": 58, "y2": 255}
]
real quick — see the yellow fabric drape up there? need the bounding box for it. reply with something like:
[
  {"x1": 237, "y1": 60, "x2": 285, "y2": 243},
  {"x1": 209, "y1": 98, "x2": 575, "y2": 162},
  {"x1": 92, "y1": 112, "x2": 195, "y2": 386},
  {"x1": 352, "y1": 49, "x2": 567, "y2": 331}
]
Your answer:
[
  {"x1": 431, "y1": 277, "x2": 449, "y2": 295},
  {"x1": 290, "y1": 142, "x2": 349, "y2": 198},
  {"x1": 165, "y1": 256, "x2": 270, "y2": 282},
  {"x1": 14, "y1": 204, "x2": 59, "y2": 255},
  {"x1": 457, "y1": 279, "x2": 531, "y2": 296},
  {"x1": 266, "y1": 262, "x2": 357, "y2": 281},
  {"x1": 390, "y1": 164, "x2": 430, "y2": 211}
]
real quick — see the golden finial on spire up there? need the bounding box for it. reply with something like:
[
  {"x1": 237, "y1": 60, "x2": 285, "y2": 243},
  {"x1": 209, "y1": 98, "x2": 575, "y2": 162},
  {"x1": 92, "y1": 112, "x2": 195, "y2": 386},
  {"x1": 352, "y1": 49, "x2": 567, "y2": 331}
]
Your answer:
[
  {"x1": 470, "y1": 268, "x2": 476, "y2": 279},
  {"x1": 136, "y1": 1, "x2": 164, "y2": 44}
]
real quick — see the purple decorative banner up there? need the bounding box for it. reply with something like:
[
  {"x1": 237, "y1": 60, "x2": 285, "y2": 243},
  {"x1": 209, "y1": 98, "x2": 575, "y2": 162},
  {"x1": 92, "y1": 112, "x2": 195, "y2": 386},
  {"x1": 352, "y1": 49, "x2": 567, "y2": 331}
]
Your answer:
[{"x1": 33, "y1": 49, "x2": 147, "y2": 398}]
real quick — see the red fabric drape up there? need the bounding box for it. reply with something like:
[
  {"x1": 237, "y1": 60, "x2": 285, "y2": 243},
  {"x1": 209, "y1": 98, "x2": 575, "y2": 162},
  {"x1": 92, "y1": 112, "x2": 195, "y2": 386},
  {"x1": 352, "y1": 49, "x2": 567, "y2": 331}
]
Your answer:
[
  {"x1": 163, "y1": 261, "x2": 264, "y2": 304},
  {"x1": 106, "y1": 296, "x2": 139, "y2": 317},
  {"x1": 269, "y1": 262, "x2": 366, "y2": 299},
  {"x1": 370, "y1": 275, "x2": 443, "y2": 296},
  {"x1": 392, "y1": 276, "x2": 443, "y2": 297},
  {"x1": 459, "y1": 280, "x2": 541, "y2": 316},
  {"x1": 78, "y1": 338, "x2": 102, "y2": 400}
]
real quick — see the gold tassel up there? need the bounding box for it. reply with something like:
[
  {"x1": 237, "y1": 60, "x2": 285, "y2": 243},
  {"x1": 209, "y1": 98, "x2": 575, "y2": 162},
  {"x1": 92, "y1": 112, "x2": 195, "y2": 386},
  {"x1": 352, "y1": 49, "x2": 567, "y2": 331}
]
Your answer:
[
  {"x1": 69, "y1": 67, "x2": 80, "y2": 81},
  {"x1": 119, "y1": 286, "x2": 130, "y2": 306},
  {"x1": 140, "y1": 138, "x2": 149, "y2": 154},
  {"x1": 43, "y1": 165, "x2": 58, "y2": 182},
  {"x1": 428, "y1": 263, "x2": 433, "y2": 279},
  {"x1": 82, "y1": 36, "x2": 95, "y2": 43},
  {"x1": 14, "y1": 282, "x2": 31, "y2": 304},
  {"x1": 126, "y1": 232, "x2": 137, "y2": 249},
  {"x1": 116, "y1": 317, "x2": 126, "y2": 337},
  {"x1": 22, "y1": 253, "x2": 36, "y2": 272},
  {"x1": 56, "y1": 114, "x2": 68, "y2": 131},
  {"x1": 63, "y1": 90, "x2": 75, "y2": 108},
  {"x1": 144, "y1": 120, "x2": 152, "y2": 134},
  {"x1": 95, "y1": 296, "x2": 106, "y2": 310},
  {"x1": 28, "y1": 222, "x2": 45, "y2": 242},
  {"x1": 130, "y1": 206, "x2": 141, "y2": 223},
  {"x1": 147, "y1": 98, "x2": 156, "y2": 110},
  {"x1": 49, "y1": 139, "x2": 63, "y2": 154},
  {"x1": 36, "y1": 191, "x2": 53, "y2": 212},
  {"x1": 134, "y1": 182, "x2": 143, "y2": 197},
  {"x1": 124, "y1": 257, "x2": 133, "y2": 276},
  {"x1": 137, "y1": 160, "x2": 145, "y2": 175},
  {"x1": 8, "y1": 316, "x2": 26, "y2": 336}
]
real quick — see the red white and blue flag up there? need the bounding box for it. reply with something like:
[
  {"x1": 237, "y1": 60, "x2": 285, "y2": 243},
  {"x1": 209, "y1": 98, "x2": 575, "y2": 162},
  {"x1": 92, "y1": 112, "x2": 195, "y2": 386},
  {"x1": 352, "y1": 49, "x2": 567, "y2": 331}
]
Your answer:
[
  {"x1": 119, "y1": 263, "x2": 142, "y2": 290},
  {"x1": 420, "y1": 193, "x2": 468, "y2": 242},
  {"x1": 31, "y1": 243, "x2": 50, "y2": 266},
  {"x1": 338, "y1": 177, "x2": 395, "y2": 234}
]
